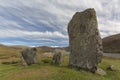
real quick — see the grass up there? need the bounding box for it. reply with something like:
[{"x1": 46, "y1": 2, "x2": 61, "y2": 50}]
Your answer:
[
  {"x1": 0, "y1": 57, "x2": 120, "y2": 80},
  {"x1": 0, "y1": 45, "x2": 120, "y2": 80}
]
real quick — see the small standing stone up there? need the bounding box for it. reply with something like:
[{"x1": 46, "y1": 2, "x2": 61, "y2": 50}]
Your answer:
[
  {"x1": 68, "y1": 8, "x2": 103, "y2": 72},
  {"x1": 21, "y1": 48, "x2": 39, "y2": 65},
  {"x1": 51, "y1": 49, "x2": 64, "y2": 65}
]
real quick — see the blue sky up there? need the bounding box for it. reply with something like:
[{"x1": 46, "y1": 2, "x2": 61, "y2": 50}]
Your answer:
[{"x1": 0, "y1": 0, "x2": 119, "y2": 47}]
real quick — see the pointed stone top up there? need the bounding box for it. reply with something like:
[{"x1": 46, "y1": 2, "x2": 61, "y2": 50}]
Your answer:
[
  {"x1": 76, "y1": 8, "x2": 95, "y2": 13},
  {"x1": 73, "y1": 8, "x2": 96, "y2": 19}
]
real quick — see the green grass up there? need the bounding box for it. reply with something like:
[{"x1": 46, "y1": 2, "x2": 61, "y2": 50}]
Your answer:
[
  {"x1": 0, "y1": 45, "x2": 120, "y2": 80},
  {"x1": 0, "y1": 57, "x2": 120, "y2": 80}
]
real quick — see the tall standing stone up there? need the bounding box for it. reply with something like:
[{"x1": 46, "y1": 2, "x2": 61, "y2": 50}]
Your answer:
[
  {"x1": 21, "y1": 48, "x2": 39, "y2": 65},
  {"x1": 68, "y1": 8, "x2": 103, "y2": 72}
]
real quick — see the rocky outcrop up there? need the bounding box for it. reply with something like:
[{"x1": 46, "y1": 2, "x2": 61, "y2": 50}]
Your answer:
[
  {"x1": 21, "y1": 48, "x2": 39, "y2": 65},
  {"x1": 68, "y1": 8, "x2": 103, "y2": 72}
]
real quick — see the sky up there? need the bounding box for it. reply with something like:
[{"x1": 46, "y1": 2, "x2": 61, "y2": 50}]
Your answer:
[{"x1": 0, "y1": 0, "x2": 119, "y2": 47}]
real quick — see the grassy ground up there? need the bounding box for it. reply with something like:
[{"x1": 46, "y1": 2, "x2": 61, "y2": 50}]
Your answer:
[
  {"x1": 0, "y1": 57, "x2": 120, "y2": 80},
  {"x1": 0, "y1": 45, "x2": 120, "y2": 80}
]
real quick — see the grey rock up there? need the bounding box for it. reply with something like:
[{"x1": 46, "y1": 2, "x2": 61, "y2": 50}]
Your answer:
[
  {"x1": 52, "y1": 49, "x2": 64, "y2": 65},
  {"x1": 21, "y1": 48, "x2": 39, "y2": 65},
  {"x1": 95, "y1": 68, "x2": 106, "y2": 76},
  {"x1": 68, "y1": 8, "x2": 103, "y2": 72},
  {"x1": 107, "y1": 65, "x2": 117, "y2": 71}
]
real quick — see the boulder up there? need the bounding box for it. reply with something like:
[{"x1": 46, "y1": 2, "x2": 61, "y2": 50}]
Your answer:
[
  {"x1": 21, "y1": 48, "x2": 39, "y2": 65},
  {"x1": 107, "y1": 65, "x2": 116, "y2": 71},
  {"x1": 95, "y1": 68, "x2": 106, "y2": 76},
  {"x1": 68, "y1": 8, "x2": 103, "y2": 72}
]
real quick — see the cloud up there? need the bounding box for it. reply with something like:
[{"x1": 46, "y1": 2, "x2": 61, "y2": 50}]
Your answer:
[
  {"x1": 0, "y1": 29, "x2": 68, "y2": 39},
  {"x1": 0, "y1": 0, "x2": 119, "y2": 46}
]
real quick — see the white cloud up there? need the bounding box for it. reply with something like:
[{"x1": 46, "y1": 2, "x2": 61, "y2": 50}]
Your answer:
[
  {"x1": 0, "y1": 29, "x2": 68, "y2": 39},
  {"x1": 0, "y1": 0, "x2": 119, "y2": 46},
  {"x1": 0, "y1": 16, "x2": 23, "y2": 29}
]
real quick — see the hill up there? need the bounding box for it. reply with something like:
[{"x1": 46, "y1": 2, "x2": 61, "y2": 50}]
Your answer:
[
  {"x1": 0, "y1": 44, "x2": 29, "y2": 64},
  {"x1": 103, "y1": 34, "x2": 120, "y2": 53},
  {"x1": 36, "y1": 46, "x2": 66, "y2": 53},
  {"x1": 64, "y1": 34, "x2": 120, "y2": 53}
]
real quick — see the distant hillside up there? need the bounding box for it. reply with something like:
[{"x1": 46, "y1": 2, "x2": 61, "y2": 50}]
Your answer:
[
  {"x1": 0, "y1": 33, "x2": 119, "y2": 57},
  {"x1": 36, "y1": 46, "x2": 54, "y2": 53},
  {"x1": 0, "y1": 45, "x2": 56, "y2": 57},
  {"x1": 63, "y1": 34, "x2": 120, "y2": 53},
  {"x1": 0, "y1": 44, "x2": 25, "y2": 63},
  {"x1": 103, "y1": 34, "x2": 120, "y2": 53},
  {"x1": 36, "y1": 46, "x2": 65, "y2": 53}
]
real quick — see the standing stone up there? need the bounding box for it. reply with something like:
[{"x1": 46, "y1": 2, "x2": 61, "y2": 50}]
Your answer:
[
  {"x1": 21, "y1": 48, "x2": 39, "y2": 65},
  {"x1": 68, "y1": 8, "x2": 103, "y2": 72},
  {"x1": 51, "y1": 49, "x2": 64, "y2": 65}
]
